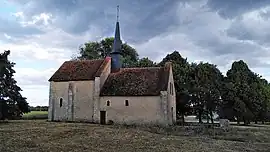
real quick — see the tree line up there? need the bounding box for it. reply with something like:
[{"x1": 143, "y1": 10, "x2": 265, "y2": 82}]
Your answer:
[
  {"x1": 30, "y1": 106, "x2": 48, "y2": 111},
  {"x1": 77, "y1": 37, "x2": 270, "y2": 125}
]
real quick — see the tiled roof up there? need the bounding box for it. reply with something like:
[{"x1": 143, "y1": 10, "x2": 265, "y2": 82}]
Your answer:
[
  {"x1": 95, "y1": 57, "x2": 111, "y2": 77},
  {"x1": 100, "y1": 64, "x2": 171, "y2": 96},
  {"x1": 48, "y1": 59, "x2": 104, "y2": 82},
  {"x1": 49, "y1": 57, "x2": 172, "y2": 96}
]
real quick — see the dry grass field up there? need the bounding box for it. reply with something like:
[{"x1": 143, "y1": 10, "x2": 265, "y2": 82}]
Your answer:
[
  {"x1": 0, "y1": 120, "x2": 270, "y2": 152},
  {"x1": 22, "y1": 111, "x2": 48, "y2": 119}
]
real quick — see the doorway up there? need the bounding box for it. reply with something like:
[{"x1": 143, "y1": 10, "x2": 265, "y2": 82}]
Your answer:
[
  {"x1": 100, "y1": 111, "x2": 106, "y2": 125},
  {"x1": 171, "y1": 107, "x2": 174, "y2": 123}
]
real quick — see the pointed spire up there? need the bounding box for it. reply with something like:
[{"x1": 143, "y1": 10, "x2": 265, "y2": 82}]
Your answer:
[
  {"x1": 112, "y1": 5, "x2": 121, "y2": 53},
  {"x1": 110, "y1": 5, "x2": 122, "y2": 72}
]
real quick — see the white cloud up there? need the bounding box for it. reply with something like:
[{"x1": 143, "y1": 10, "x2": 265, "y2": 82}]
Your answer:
[
  {"x1": 4, "y1": 33, "x2": 11, "y2": 39},
  {"x1": 11, "y1": 67, "x2": 57, "y2": 106},
  {"x1": 20, "y1": 13, "x2": 53, "y2": 26},
  {"x1": 14, "y1": 67, "x2": 56, "y2": 86},
  {"x1": 12, "y1": 11, "x2": 24, "y2": 18},
  {"x1": 0, "y1": 41, "x2": 68, "y2": 63}
]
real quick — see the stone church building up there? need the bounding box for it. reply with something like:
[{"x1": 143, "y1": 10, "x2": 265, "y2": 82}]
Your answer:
[{"x1": 47, "y1": 18, "x2": 176, "y2": 126}]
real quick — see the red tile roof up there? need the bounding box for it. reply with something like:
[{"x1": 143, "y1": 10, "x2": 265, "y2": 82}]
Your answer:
[
  {"x1": 48, "y1": 59, "x2": 104, "y2": 81},
  {"x1": 100, "y1": 64, "x2": 171, "y2": 96},
  {"x1": 49, "y1": 57, "x2": 172, "y2": 96},
  {"x1": 95, "y1": 57, "x2": 111, "y2": 77}
]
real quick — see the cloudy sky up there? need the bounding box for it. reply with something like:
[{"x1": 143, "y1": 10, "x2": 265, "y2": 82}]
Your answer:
[{"x1": 1, "y1": 0, "x2": 270, "y2": 106}]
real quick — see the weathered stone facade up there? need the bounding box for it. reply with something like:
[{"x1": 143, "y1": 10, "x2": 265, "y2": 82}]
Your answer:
[
  {"x1": 48, "y1": 58, "x2": 176, "y2": 126},
  {"x1": 48, "y1": 80, "x2": 95, "y2": 122},
  {"x1": 48, "y1": 17, "x2": 176, "y2": 126}
]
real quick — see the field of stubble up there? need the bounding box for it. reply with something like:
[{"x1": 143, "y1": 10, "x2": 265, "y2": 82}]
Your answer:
[{"x1": 0, "y1": 120, "x2": 270, "y2": 152}]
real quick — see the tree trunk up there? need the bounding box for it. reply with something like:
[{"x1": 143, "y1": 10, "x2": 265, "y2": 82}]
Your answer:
[
  {"x1": 243, "y1": 117, "x2": 248, "y2": 126},
  {"x1": 210, "y1": 111, "x2": 214, "y2": 124},
  {"x1": 237, "y1": 116, "x2": 240, "y2": 125},
  {"x1": 181, "y1": 113, "x2": 185, "y2": 126},
  {"x1": 198, "y1": 110, "x2": 203, "y2": 123},
  {"x1": 206, "y1": 114, "x2": 209, "y2": 124}
]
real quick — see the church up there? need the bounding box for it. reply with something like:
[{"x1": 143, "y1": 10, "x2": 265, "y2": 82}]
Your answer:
[{"x1": 47, "y1": 13, "x2": 176, "y2": 126}]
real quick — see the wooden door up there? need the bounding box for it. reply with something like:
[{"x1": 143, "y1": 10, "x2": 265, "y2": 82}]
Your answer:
[{"x1": 100, "y1": 111, "x2": 106, "y2": 125}]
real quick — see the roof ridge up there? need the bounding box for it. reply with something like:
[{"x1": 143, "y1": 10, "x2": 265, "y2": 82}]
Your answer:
[
  {"x1": 122, "y1": 67, "x2": 162, "y2": 70},
  {"x1": 65, "y1": 58, "x2": 104, "y2": 62},
  {"x1": 95, "y1": 57, "x2": 111, "y2": 77},
  {"x1": 49, "y1": 58, "x2": 104, "y2": 82}
]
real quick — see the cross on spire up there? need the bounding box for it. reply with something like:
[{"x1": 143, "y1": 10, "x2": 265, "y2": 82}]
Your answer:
[{"x1": 117, "y1": 5, "x2": 119, "y2": 22}]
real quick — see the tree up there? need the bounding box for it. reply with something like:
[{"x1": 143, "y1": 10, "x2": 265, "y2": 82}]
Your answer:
[
  {"x1": 0, "y1": 50, "x2": 30, "y2": 120},
  {"x1": 189, "y1": 62, "x2": 223, "y2": 124},
  {"x1": 159, "y1": 51, "x2": 193, "y2": 123},
  {"x1": 250, "y1": 76, "x2": 270, "y2": 123},
  {"x1": 137, "y1": 57, "x2": 157, "y2": 67},
  {"x1": 220, "y1": 60, "x2": 269, "y2": 125},
  {"x1": 76, "y1": 37, "x2": 139, "y2": 67},
  {"x1": 0, "y1": 50, "x2": 10, "y2": 120},
  {"x1": 221, "y1": 60, "x2": 253, "y2": 124},
  {"x1": 176, "y1": 92, "x2": 192, "y2": 124}
]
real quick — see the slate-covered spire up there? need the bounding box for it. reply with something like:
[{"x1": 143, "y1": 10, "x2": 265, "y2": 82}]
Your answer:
[{"x1": 110, "y1": 5, "x2": 122, "y2": 73}]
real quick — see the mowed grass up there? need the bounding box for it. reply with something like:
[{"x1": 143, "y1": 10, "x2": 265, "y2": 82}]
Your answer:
[
  {"x1": 0, "y1": 120, "x2": 270, "y2": 152},
  {"x1": 22, "y1": 111, "x2": 48, "y2": 119}
]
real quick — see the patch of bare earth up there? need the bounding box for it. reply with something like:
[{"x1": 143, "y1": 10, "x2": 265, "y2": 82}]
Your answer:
[{"x1": 0, "y1": 120, "x2": 270, "y2": 152}]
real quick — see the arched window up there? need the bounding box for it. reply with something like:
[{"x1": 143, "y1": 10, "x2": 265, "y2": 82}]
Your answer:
[
  {"x1": 106, "y1": 100, "x2": 110, "y2": 106},
  {"x1": 60, "y1": 98, "x2": 63, "y2": 107},
  {"x1": 125, "y1": 100, "x2": 129, "y2": 106}
]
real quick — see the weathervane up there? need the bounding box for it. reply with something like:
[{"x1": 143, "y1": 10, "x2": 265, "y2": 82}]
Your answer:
[{"x1": 117, "y1": 5, "x2": 119, "y2": 22}]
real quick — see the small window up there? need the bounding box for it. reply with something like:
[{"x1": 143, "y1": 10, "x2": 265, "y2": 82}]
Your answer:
[
  {"x1": 107, "y1": 100, "x2": 110, "y2": 106},
  {"x1": 125, "y1": 100, "x2": 129, "y2": 106},
  {"x1": 60, "y1": 98, "x2": 63, "y2": 107}
]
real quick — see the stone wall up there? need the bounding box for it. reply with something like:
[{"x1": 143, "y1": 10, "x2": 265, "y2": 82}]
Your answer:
[
  {"x1": 166, "y1": 63, "x2": 177, "y2": 124},
  {"x1": 48, "y1": 80, "x2": 95, "y2": 122},
  {"x1": 93, "y1": 59, "x2": 111, "y2": 123},
  {"x1": 99, "y1": 96, "x2": 166, "y2": 125}
]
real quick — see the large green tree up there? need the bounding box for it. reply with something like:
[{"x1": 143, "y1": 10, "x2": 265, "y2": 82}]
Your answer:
[
  {"x1": 220, "y1": 60, "x2": 270, "y2": 125},
  {"x1": 0, "y1": 50, "x2": 30, "y2": 120},
  {"x1": 137, "y1": 57, "x2": 157, "y2": 67},
  {"x1": 76, "y1": 37, "x2": 139, "y2": 67},
  {"x1": 159, "y1": 51, "x2": 193, "y2": 123},
  {"x1": 189, "y1": 62, "x2": 223, "y2": 124}
]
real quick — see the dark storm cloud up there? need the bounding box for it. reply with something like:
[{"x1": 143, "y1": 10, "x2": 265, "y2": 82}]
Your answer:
[
  {"x1": 9, "y1": 0, "x2": 180, "y2": 43},
  {"x1": 7, "y1": 0, "x2": 270, "y2": 71},
  {"x1": 226, "y1": 15, "x2": 270, "y2": 47},
  {"x1": 260, "y1": 9, "x2": 270, "y2": 20},
  {"x1": 207, "y1": 0, "x2": 270, "y2": 18}
]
